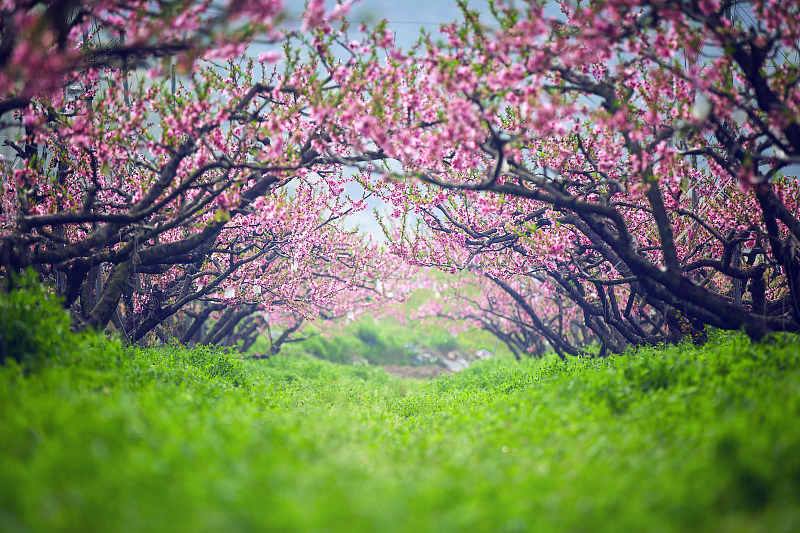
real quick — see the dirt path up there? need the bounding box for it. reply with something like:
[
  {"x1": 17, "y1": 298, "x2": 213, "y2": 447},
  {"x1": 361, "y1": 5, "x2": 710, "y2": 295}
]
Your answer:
[{"x1": 382, "y1": 365, "x2": 451, "y2": 379}]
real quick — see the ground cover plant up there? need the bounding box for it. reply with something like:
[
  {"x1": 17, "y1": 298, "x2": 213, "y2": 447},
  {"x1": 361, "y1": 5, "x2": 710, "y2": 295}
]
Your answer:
[{"x1": 2, "y1": 286, "x2": 800, "y2": 532}]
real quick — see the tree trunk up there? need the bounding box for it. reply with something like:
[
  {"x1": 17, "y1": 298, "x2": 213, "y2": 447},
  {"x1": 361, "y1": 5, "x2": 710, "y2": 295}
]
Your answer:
[{"x1": 85, "y1": 260, "x2": 134, "y2": 331}]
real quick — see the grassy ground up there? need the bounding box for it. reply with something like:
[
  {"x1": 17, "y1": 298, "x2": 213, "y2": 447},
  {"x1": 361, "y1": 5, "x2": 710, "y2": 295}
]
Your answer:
[{"x1": 2, "y1": 323, "x2": 800, "y2": 532}]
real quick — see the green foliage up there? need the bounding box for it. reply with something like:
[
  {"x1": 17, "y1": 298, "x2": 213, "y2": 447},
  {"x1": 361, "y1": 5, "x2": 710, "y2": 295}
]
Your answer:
[
  {"x1": 265, "y1": 273, "x2": 510, "y2": 364},
  {"x1": 286, "y1": 318, "x2": 409, "y2": 365},
  {"x1": 0, "y1": 269, "x2": 119, "y2": 372},
  {"x1": 0, "y1": 271, "x2": 95, "y2": 369},
  {"x1": 356, "y1": 322, "x2": 380, "y2": 346},
  {"x1": 283, "y1": 314, "x2": 505, "y2": 365},
  {"x1": 2, "y1": 327, "x2": 800, "y2": 532}
]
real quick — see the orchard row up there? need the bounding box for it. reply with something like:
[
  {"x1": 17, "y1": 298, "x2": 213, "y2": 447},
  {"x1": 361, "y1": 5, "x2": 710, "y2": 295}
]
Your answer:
[{"x1": 1, "y1": 0, "x2": 799, "y2": 356}]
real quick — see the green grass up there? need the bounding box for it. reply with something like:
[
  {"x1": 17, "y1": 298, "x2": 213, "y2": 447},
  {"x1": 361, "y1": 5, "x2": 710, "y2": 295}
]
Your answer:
[{"x1": 2, "y1": 327, "x2": 800, "y2": 532}]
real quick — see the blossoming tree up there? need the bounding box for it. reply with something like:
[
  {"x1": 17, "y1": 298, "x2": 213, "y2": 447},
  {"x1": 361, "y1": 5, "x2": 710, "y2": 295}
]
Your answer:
[
  {"x1": 0, "y1": 0, "x2": 413, "y2": 348},
  {"x1": 6, "y1": 0, "x2": 800, "y2": 355},
  {"x1": 295, "y1": 0, "x2": 800, "y2": 351},
  {"x1": 0, "y1": 0, "x2": 285, "y2": 118}
]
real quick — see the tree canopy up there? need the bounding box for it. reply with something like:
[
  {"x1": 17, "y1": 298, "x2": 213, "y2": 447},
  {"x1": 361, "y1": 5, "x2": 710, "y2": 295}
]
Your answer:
[{"x1": 2, "y1": 0, "x2": 799, "y2": 354}]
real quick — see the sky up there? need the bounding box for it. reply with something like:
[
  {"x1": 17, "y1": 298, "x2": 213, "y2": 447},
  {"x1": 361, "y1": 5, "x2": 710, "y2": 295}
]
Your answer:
[
  {"x1": 288, "y1": 0, "x2": 494, "y2": 47},
  {"x1": 353, "y1": 0, "x2": 496, "y2": 44}
]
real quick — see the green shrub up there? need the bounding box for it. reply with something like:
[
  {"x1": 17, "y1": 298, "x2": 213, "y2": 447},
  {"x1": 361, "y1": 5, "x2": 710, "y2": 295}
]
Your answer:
[
  {"x1": 0, "y1": 271, "x2": 74, "y2": 368},
  {"x1": 279, "y1": 315, "x2": 506, "y2": 366},
  {"x1": 356, "y1": 322, "x2": 380, "y2": 346}
]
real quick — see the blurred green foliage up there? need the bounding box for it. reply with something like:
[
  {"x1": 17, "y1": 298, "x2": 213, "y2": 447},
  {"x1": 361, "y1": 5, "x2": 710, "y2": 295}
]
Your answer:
[
  {"x1": 0, "y1": 271, "x2": 76, "y2": 368},
  {"x1": 1, "y1": 283, "x2": 800, "y2": 533},
  {"x1": 276, "y1": 314, "x2": 505, "y2": 365}
]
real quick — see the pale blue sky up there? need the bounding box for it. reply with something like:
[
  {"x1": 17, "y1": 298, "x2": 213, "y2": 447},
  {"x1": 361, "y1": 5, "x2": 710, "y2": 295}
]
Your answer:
[{"x1": 284, "y1": 0, "x2": 494, "y2": 48}]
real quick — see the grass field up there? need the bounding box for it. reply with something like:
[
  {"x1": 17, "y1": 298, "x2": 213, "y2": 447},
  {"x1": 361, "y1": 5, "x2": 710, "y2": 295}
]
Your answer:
[{"x1": 2, "y1": 314, "x2": 800, "y2": 532}]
